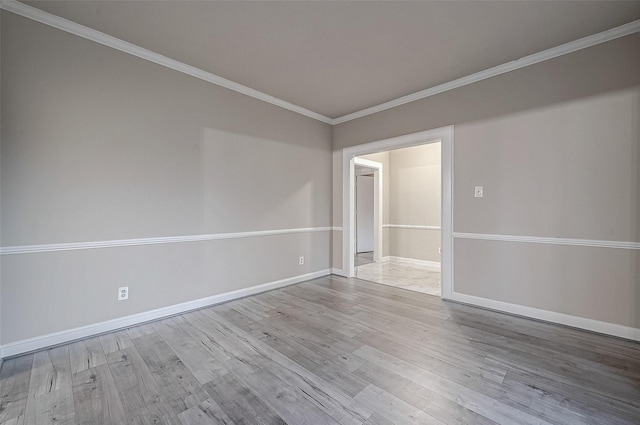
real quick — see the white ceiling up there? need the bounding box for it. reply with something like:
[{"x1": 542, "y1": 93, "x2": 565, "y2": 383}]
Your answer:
[{"x1": 25, "y1": 1, "x2": 640, "y2": 119}]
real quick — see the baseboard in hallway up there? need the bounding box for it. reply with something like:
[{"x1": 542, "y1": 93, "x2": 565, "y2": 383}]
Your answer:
[{"x1": 381, "y1": 256, "x2": 441, "y2": 270}]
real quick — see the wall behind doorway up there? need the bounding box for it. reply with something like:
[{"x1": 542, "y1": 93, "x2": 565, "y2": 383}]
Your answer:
[
  {"x1": 389, "y1": 143, "x2": 441, "y2": 263},
  {"x1": 360, "y1": 143, "x2": 441, "y2": 264}
]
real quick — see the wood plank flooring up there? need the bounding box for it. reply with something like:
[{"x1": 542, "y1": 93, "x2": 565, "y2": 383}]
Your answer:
[{"x1": 1, "y1": 275, "x2": 639, "y2": 424}]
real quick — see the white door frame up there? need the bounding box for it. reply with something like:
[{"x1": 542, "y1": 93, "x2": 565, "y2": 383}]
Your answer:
[
  {"x1": 354, "y1": 158, "x2": 383, "y2": 261},
  {"x1": 342, "y1": 125, "x2": 453, "y2": 299}
]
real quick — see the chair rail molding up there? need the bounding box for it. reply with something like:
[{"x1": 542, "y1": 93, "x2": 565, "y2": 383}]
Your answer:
[
  {"x1": 0, "y1": 227, "x2": 334, "y2": 255},
  {"x1": 453, "y1": 232, "x2": 640, "y2": 250}
]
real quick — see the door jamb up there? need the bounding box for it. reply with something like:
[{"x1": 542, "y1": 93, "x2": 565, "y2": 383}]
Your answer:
[
  {"x1": 354, "y1": 158, "x2": 383, "y2": 262},
  {"x1": 342, "y1": 125, "x2": 454, "y2": 300}
]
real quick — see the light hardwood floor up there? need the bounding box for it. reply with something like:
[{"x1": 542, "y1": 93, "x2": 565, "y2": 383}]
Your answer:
[{"x1": 1, "y1": 275, "x2": 639, "y2": 424}]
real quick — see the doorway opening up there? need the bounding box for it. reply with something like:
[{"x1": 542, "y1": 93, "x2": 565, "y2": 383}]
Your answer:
[
  {"x1": 342, "y1": 126, "x2": 453, "y2": 299},
  {"x1": 354, "y1": 143, "x2": 441, "y2": 296},
  {"x1": 353, "y1": 157, "x2": 383, "y2": 268}
]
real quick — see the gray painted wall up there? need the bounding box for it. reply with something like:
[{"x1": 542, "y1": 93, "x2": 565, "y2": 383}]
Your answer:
[
  {"x1": 333, "y1": 33, "x2": 640, "y2": 328},
  {"x1": 389, "y1": 143, "x2": 441, "y2": 263},
  {"x1": 0, "y1": 12, "x2": 332, "y2": 344}
]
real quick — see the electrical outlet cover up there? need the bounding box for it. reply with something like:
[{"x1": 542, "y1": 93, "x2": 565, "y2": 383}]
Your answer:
[{"x1": 118, "y1": 286, "x2": 129, "y2": 300}]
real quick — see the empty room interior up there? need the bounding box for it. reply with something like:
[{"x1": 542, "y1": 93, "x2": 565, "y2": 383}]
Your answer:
[{"x1": 1, "y1": 1, "x2": 639, "y2": 424}]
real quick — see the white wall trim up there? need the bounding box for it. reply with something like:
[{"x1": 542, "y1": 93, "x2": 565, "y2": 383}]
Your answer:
[
  {"x1": 381, "y1": 256, "x2": 441, "y2": 271},
  {"x1": 384, "y1": 224, "x2": 441, "y2": 231},
  {"x1": 453, "y1": 232, "x2": 640, "y2": 250},
  {"x1": 0, "y1": 227, "x2": 333, "y2": 255},
  {"x1": 0, "y1": 0, "x2": 333, "y2": 124},
  {"x1": 333, "y1": 19, "x2": 640, "y2": 124},
  {"x1": 447, "y1": 291, "x2": 640, "y2": 343},
  {"x1": 0, "y1": 269, "x2": 331, "y2": 358},
  {"x1": 354, "y1": 157, "x2": 383, "y2": 262},
  {"x1": 332, "y1": 227, "x2": 343, "y2": 232},
  {"x1": 331, "y1": 268, "x2": 347, "y2": 277}
]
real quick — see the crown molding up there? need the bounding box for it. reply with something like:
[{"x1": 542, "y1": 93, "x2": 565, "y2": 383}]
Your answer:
[
  {"x1": 333, "y1": 19, "x2": 640, "y2": 125},
  {"x1": 0, "y1": 0, "x2": 333, "y2": 124},
  {"x1": 2, "y1": 0, "x2": 639, "y2": 126}
]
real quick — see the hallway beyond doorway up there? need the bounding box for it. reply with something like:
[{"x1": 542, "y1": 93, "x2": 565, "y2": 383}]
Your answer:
[{"x1": 354, "y1": 251, "x2": 375, "y2": 267}]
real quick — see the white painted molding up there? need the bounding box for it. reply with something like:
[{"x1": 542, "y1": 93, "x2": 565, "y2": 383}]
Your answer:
[
  {"x1": 453, "y1": 232, "x2": 640, "y2": 250},
  {"x1": 0, "y1": 0, "x2": 332, "y2": 124},
  {"x1": 354, "y1": 157, "x2": 383, "y2": 262},
  {"x1": 353, "y1": 157, "x2": 382, "y2": 169},
  {"x1": 343, "y1": 125, "x2": 453, "y2": 301},
  {"x1": 331, "y1": 268, "x2": 347, "y2": 277},
  {"x1": 0, "y1": 227, "x2": 333, "y2": 255},
  {"x1": 333, "y1": 19, "x2": 640, "y2": 124},
  {"x1": 384, "y1": 224, "x2": 441, "y2": 231},
  {"x1": 381, "y1": 256, "x2": 441, "y2": 271},
  {"x1": 0, "y1": 269, "x2": 331, "y2": 358},
  {"x1": 332, "y1": 227, "x2": 344, "y2": 232},
  {"x1": 447, "y1": 291, "x2": 640, "y2": 343}
]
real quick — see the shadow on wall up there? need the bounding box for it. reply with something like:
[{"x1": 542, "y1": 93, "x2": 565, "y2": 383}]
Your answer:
[
  {"x1": 200, "y1": 128, "x2": 330, "y2": 234},
  {"x1": 332, "y1": 32, "x2": 640, "y2": 149}
]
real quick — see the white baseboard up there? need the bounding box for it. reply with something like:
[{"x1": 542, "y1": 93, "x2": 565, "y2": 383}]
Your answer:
[
  {"x1": 331, "y1": 268, "x2": 347, "y2": 277},
  {"x1": 381, "y1": 256, "x2": 441, "y2": 271},
  {"x1": 0, "y1": 269, "x2": 331, "y2": 359},
  {"x1": 447, "y1": 291, "x2": 640, "y2": 342}
]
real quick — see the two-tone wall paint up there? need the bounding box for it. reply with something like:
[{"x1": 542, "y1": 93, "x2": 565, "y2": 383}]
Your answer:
[{"x1": 332, "y1": 33, "x2": 640, "y2": 339}]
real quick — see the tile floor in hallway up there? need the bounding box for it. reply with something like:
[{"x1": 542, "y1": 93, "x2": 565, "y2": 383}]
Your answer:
[
  {"x1": 354, "y1": 251, "x2": 375, "y2": 267},
  {"x1": 355, "y1": 257, "x2": 441, "y2": 296}
]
